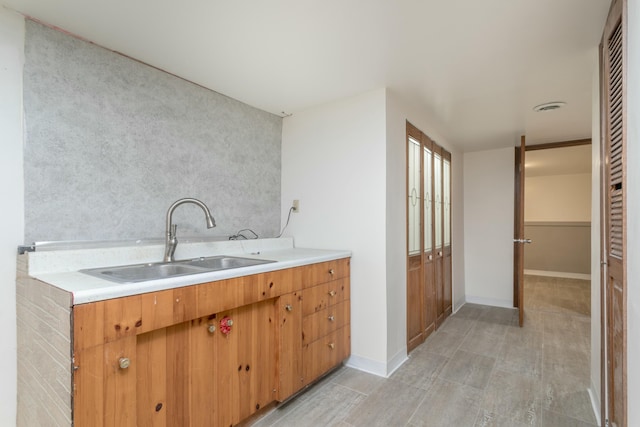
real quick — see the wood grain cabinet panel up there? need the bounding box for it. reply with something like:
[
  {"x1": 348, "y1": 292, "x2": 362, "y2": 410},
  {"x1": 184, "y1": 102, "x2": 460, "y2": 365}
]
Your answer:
[
  {"x1": 277, "y1": 291, "x2": 303, "y2": 401},
  {"x1": 302, "y1": 300, "x2": 350, "y2": 344},
  {"x1": 67, "y1": 257, "x2": 350, "y2": 426},
  {"x1": 302, "y1": 327, "x2": 350, "y2": 386}
]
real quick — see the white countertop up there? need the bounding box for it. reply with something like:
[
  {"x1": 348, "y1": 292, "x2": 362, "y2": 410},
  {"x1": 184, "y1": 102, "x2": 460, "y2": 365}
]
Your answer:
[{"x1": 26, "y1": 238, "x2": 351, "y2": 305}]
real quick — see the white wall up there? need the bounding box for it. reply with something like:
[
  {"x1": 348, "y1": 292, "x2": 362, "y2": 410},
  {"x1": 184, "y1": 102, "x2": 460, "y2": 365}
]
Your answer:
[
  {"x1": 464, "y1": 148, "x2": 515, "y2": 307},
  {"x1": 525, "y1": 173, "x2": 591, "y2": 222},
  {"x1": 281, "y1": 88, "x2": 464, "y2": 376},
  {"x1": 626, "y1": 0, "x2": 640, "y2": 424},
  {"x1": 281, "y1": 88, "x2": 390, "y2": 374},
  {"x1": 589, "y1": 47, "x2": 601, "y2": 420},
  {"x1": 385, "y1": 90, "x2": 464, "y2": 365},
  {"x1": 0, "y1": 7, "x2": 24, "y2": 424}
]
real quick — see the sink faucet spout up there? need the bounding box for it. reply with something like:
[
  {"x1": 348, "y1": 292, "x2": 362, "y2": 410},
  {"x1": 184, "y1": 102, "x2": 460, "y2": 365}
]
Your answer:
[{"x1": 164, "y1": 198, "x2": 216, "y2": 262}]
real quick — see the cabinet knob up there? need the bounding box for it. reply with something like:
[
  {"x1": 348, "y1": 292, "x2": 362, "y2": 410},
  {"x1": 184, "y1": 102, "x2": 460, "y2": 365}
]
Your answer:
[
  {"x1": 328, "y1": 343, "x2": 335, "y2": 349},
  {"x1": 208, "y1": 324, "x2": 216, "y2": 333},
  {"x1": 328, "y1": 315, "x2": 335, "y2": 322},
  {"x1": 119, "y1": 357, "x2": 131, "y2": 369},
  {"x1": 329, "y1": 269, "x2": 335, "y2": 275},
  {"x1": 285, "y1": 304, "x2": 293, "y2": 312},
  {"x1": 328, "y1": 290, "x2": 336, "y2": 297}
]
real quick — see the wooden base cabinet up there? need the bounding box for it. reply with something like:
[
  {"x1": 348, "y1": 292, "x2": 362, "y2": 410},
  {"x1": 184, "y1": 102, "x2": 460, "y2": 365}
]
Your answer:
[
  {"x1": 277, "y1": 261, "x2": 351, "y2": 401},
  {"x1": 17, "y1": 256, "x2": 350, "y2": 427}
]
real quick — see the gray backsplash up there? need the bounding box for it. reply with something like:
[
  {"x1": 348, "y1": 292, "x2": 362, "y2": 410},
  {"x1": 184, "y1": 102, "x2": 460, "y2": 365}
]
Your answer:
[{"x1": 23, "y1": 21, "x2": 282, "y2": 244}]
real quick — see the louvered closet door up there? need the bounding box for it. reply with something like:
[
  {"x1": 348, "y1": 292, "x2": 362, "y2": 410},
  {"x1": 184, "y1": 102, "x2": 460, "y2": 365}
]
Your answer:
[{"x1": 602, "y1": 0, "x2": 626, "y2": 425}]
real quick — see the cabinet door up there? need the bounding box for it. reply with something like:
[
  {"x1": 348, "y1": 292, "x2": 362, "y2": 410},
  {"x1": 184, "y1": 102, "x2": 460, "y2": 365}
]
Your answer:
[
  {"x1": 215, "y1": 299, "x2": 278, "y2": 423},
  {"x1": 277, "y1": 291, "x2": 303, "y2": 401},
  {"x1": 136, "y1": 317, "x2": 219, "y2": 427},
  {"x1": 74, "y1": 336, "x2": 137, "y2": 427}
]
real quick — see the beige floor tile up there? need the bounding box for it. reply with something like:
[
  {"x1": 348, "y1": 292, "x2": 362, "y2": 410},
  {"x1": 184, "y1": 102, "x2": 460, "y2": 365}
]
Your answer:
[
  {"x1": 479, "y1": 369, "x2": 542, "y2": 426},
  {"x1": 438, "y1": 349, "x2": 495, "y2": 390},
  {"x1": 454, "y1": 303, "x2": 488, "y2": 320},
  {"x1": 408, "y1": 378, "x2": 483, "y2": 426},
  {"x1": 332, "y1": 367, "x2": 385, "y2": 395},
  {"x1": 478, "y1": 307, "x2": 518, "y2": 326},
  {"x1": 416, "y1": 330, "x2": 465, "y2": 358},
  {"x1": 543, "y1": 345, "x2": 590, "y2": 381},
  {"x1": 541, "y1": 374, "x2": 597, "y2": 424},
  {"x1": 267, "y1": 382, "x2": 366, "y2": 427},
  {"x1": 496, "y1": 342, "x2": 542, "y2": 379},
  {"x1": 474, "y1": 409, "x2": 540, "y2": 427},
  {"x1": 343, "y1": 379, "x2": 425, "y2": 427},
  {"x1": 459, "y1": 330, "x2": 506, "y2": 358},
  {"x1": 390, "y1": 351, "x2": 447, "y2": 390},
  {"x1": 541, "y1": 410, "x2": 598, "y2": 426},
  {"x1": 437, "y1": 316, "x2": 476, "y2": 336}
]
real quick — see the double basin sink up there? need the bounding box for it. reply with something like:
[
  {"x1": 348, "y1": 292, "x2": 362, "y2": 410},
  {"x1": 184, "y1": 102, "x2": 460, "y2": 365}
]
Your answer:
[{"x1": 81, "y1": 255, "x2": 275, "y2": 284}]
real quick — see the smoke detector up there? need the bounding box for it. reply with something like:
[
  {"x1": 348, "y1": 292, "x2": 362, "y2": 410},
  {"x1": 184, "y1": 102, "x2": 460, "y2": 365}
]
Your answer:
[{"x1": 533, "y1": 101, "x2": 566, "y2": 112}]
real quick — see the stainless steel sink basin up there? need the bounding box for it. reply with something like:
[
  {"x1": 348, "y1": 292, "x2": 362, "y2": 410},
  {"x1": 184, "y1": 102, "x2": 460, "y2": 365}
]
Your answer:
[
  {"x1": 80, "y1": 256, "x2": 275, "y2": 283},
  {"x1": 184, "y1": 255, "x2": 273, "y2": 270}
]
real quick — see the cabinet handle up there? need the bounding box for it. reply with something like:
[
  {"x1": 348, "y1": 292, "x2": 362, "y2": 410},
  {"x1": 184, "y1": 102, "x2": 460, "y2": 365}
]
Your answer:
[
  {"x1": 438, "y1": 251, "x2": 442, "y2": 256},
  {"x1": 208, "y1": 325, "x2": 216, "y2": 333},
  {"x1": 119, "y1": 357, "x2": 131, "y2": 370},
  {"x1": 328, "y1": 315, "x2": 335, "y2": 322},
  {"x1": 329, "y1": 269, "x2": 335, "y2": 275},
  {"x1": 428, "y1": 254, "x2": 433, "y2": 260},
  {"x1": 285, "y1": 304, "x2": 293, "y2": 312},
  {"x1": 328, "y1": 343, "x2": 335, "y2": 349},
  {"x1": 328, "y1": 290, "x2": 336, "y2": 297}
]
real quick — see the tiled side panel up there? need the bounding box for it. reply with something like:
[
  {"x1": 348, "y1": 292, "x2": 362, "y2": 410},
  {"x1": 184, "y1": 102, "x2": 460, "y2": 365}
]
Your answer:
[{"x1": 17, "y1": 255, "x2": 73, "y2": 427}]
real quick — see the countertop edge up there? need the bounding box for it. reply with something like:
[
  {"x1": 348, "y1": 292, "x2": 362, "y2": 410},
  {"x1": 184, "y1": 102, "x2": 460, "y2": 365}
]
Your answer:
[{"x1": 31, "y1": 248, "x2": 352, "y2": 305}]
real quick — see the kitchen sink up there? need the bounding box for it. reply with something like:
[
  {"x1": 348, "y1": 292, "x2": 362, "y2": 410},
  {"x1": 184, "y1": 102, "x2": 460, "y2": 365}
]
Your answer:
[
  {"x1": 80, "y1": 256, "x2": 275, "y2": 283},
  {"x1": 183, "y1": 255, "x2": 273, "y2": 270}
]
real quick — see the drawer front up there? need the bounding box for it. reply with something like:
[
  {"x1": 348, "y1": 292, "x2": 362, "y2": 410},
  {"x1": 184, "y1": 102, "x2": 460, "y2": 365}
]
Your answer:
[
  {"x1": 302, "y1": 326, "x2": 350, "y2": 385},
  {"x1": 302, "y1": 300, "x2": 350, "y2": 344},
  {"x1": 293, "y1": 258, "x2": 351, "y2": 289},
  {"x1": 301, "y1": 278, "x2": 349, "y2": 316}
]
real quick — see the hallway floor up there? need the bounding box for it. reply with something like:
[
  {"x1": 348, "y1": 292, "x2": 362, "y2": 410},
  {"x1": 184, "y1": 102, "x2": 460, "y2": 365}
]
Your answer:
[{"x1": 252, "y1": 275, "x2": 595, "y2": 426}]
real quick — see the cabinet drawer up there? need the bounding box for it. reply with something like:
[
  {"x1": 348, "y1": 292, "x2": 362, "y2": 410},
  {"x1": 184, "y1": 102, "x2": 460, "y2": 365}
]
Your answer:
[
  {"x1": 292, "y1": 258, "x2": 350, "y2": 289},
  {"x1": 302, "y1": 326, "x2": 350, "y2": 385},
  {"x1": 301, "y1": 278, "x2": 349, "y2": 316},
  {"x1": 302, "y1": 300, "x2": 350, "y2": 344}
]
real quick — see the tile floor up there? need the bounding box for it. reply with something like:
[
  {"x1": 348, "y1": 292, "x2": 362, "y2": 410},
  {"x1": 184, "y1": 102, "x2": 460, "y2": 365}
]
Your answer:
[{"x1": 252, "y1": 275, "x2": 596, "y2": 427}]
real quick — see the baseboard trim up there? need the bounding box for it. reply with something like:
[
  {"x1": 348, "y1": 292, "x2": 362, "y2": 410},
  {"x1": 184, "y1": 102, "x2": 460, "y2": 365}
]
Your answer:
[
  {"x1": 524, "y1": 269, "x2": 591, "y2": 280},
  {"x1": 453, "y1": 296, "x2": 466, "y2": 313},
  {"x1": 588, "y1": 383, "x2": 601, "y2": 424},
  {"x1": 465, "y1": 296, "x2": 514, "y2": 309},
  {"x1": 345, "y1": 351, "x2": 408, "y2": 378}
]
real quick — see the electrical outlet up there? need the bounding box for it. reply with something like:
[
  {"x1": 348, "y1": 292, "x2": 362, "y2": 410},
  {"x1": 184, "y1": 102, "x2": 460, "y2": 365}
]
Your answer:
[{"x1": 292, "y1": 199, "x2": 300, "y2": 213}]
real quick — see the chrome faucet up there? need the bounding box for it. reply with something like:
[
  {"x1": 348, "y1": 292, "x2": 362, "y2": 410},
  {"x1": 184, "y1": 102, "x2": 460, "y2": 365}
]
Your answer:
[{"x1": 163, "y1": 198, "x2": 216, "y2": 262}]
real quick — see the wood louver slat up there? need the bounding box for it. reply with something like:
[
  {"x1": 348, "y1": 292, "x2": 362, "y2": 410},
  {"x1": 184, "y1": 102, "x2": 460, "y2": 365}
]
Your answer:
[{"x1": 607, "y1": 18, "x2": 624, "y2": 260}]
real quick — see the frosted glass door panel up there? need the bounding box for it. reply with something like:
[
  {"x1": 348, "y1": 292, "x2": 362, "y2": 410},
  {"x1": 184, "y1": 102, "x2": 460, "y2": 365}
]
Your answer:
[
  {"x1": 424, "y1": 146, "x2": 433, "y2": 252},
  {"x1": 408, "y1": 137, "x2": 421, "y2": 255},
  {"x1": 444, "y1": 158, "x2": 451, "y2": 247},
  {"x1": 434, "y1": 152, "x2": 442, "y2": 250}
]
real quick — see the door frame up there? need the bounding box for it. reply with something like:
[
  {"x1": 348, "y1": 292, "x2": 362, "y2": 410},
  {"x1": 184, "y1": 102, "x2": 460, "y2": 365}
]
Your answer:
[{"x1": 512, "y1": 138, "x2": 593, "y2": 327}]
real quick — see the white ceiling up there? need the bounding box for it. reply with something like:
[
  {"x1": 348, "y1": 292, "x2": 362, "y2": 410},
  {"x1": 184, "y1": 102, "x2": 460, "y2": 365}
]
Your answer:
[{"x1": 2, "y1": 0, "x2": 611, "y2": 151}]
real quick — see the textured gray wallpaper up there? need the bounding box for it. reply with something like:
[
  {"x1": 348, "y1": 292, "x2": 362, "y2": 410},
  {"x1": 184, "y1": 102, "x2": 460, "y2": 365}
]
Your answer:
[{"x1": 23, "y1": 21, "x2": 282, "y2": 244}]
